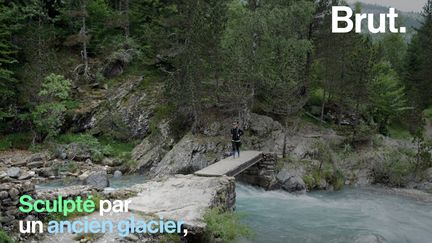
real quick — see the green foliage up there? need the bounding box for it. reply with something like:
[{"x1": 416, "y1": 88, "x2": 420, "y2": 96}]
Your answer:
[
  {"x1": 307, "y1": 140, "x2": 345, "y2": 190},
  {"x1": 424, "y1": 106, "x2": 432, "y2": 120},
  {"x1": 159, "y1": 234, "x2": 182, "y2": 243},
  {"x1": 380, "y1": 33, "x2": 407, "y2": 74},
  {"x1": 388, "y1": 123, "x2": 412, "y2": 139},
  {"x1": 404, "y1": 0, "x2": 432, "y2": 110},
  {"x1": 371, "y1": 148, "x2": 415, "y2": 187},
  {"x1": 0, "y1": 132, "x2": 32, "y2": 151},
  {"x1": 222, "y1": 0, "x2": 314, "y2": 116},
  {"x1": 56, "y1": 133, "x2": 112, "y2": 162},
  {"x1": 0, "y1": 229, "x2": 13, "y2": 243},
  {"x1": 32, "y1": 74, "x2": 72, "y2": 140},
  {"x1": 149, "y1": 104, "x2": 175, "y2": 135},
  {"x1": 56, "y1": 133, "x2": 138, "y2": 165},
  {"x1": 412, "y1": 132, "x2": 432, "y2": 170},
  {"x1": 302, "y1": 174, "x2": 315, "y2": 190},
  {"x1": 0, "y1": 1, "x2": 20, "y2": 121},
  {"x1": 368, "y1": 61, "x2": 410, "y2": 135},
  {"x1": 204, "y1": 207, "x2": 252, "y2": 242}
]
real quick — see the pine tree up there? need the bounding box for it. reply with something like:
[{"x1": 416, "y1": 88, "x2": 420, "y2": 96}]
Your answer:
[
  {"x1": 0, "y1": 1, "x2": 19, "y2": 120},
  {"x1": 167, "y1": 0, "x2": 229, "y2": 131},
  {"x1": 405, "y1": 0, "x2": 432, "y2": 110}
]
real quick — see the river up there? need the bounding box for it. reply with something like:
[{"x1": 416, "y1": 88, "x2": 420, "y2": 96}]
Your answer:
[
  {"x1": 236, "y1": 183, "x2": 432, "y2": 243},
  {"x1": 37, "y1": 177, "x2": 432, "y2": 242}
]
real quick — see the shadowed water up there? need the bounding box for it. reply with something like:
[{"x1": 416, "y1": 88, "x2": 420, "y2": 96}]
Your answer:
[{"x1": 236, "y1": 183, "x2": 432, "y2": 243}]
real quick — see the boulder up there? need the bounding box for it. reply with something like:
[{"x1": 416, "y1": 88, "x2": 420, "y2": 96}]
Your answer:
[
  {"x1": 84, "y1": 171, "x2": 109, "y2": 189},
  {"x1": 282, "y1": 176, "x2": 306, "y2": 193},
  {"x1": 7, "y1": 167, "x2": 21, "y2": 178},
  {"x1": 113, "y1": 170, "x2": 122, "y2": 178},
  {"x1": 149, "y1": 134, "x2": 227, "y2": 177},
  {"x1": 0, "y1": 191, "x2": 8, "y2": 199},
  {"x1": 0, "y1": 171, "x2": 7, "y2": 180},
  {"x1": 21, "y1": 181, "x2": 35, "y2": 193},
  {"x1": 249, "y1": 113, "x2": 282, "y2": 137},
  {"x1": 102, "y1": 158, "x2": 122, "y2": 167},
  {"x1": 277, "y1": 170, "x2": 306, "y2": 193},
  {"x1": 38, "y1": 167, "x2": 55, "y2": 178},
  {"x1": 276, "y1": 170, "x2": 291, "y2": 182},
  {"x1": 27, "y1": 161, "x2": 44, "y2": 168},
  {"x1": 18, "y1": 171, "x2": 35, "y2": 180},
  {"x1": 132, "y1": 137, "x2": 168, "y2": 175},
  {"x1": 8, "y1": 188, "x2": 19, "y2": 199},
  {"x1": 27, "y1": 153, "x2": 45, "y2": 163},
  {"x1": 65, "y1": 143, "x2": 92, "y2": 161}
]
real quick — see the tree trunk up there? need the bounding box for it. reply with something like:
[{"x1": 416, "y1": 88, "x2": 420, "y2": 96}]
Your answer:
[
  {"x1": 320, "y1": 89, "x2": 327, "y2": 121},
  {"x1": 123, "y1": 0, "x2": 130, "y2": 37},
  {"x1": 81, "y1": 3, "x2": 89, "y2": 79}
]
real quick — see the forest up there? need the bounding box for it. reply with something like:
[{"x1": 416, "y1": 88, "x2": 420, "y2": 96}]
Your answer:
[
  {"x1": 1, "y1": 0, "x2": 432, "y2": 242},
  {"x1": 0, "y1": 0, "x2": 431, "y2": 168}
]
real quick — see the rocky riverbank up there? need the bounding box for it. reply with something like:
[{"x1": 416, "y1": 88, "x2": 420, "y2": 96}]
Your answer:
[{"x1": 37, "y1": 175, "x2": 235, "y2": 243}]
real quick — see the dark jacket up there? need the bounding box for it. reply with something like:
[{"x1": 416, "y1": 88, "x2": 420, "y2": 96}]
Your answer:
[{"x1": 231, "y1": 128, "x2": 244, "y2": 142}]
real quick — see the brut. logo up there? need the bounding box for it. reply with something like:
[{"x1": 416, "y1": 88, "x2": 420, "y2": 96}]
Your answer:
[{"x1": 332, "y1": 6, "x2": 406, "y2": 33}]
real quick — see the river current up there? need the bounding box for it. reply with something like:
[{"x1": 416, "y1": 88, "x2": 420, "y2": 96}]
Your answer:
[{"x1": 236, "y1": 183, "x2": 432, "y2": 243}]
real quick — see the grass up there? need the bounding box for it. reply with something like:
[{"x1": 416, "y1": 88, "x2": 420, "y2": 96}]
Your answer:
[
  {"x1": 0, "y1": 229, "x2": 13, "y2": 243},
  {"x1": 204, "y1": 207, "x2": 253, "y2": 242},
  {"x1": 149, "y1": 104, "x2": 175, "y2": 135},
  {"x1": 424, "y1": 106, "x2": 432, "y2": 120},
  {"x1": 0, "y1": 132, "x2": 32, "y2": 151},
  {"x1": 55, "y1": 133, "x2": 138, "y2": 166},
  {"x1": 388, "y1": 122, "x2": 412, "y2": 140},
  {"x1": 46, "y1": 193, "x2": 103, "y2": 221},
  {"x1": 159, "y1": 234, "x2": 182, "y2": 243}
]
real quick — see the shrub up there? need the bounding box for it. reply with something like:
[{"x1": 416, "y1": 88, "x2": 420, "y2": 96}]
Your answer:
[
  {"x1": 0, "y1": 132, "x2": 32, "y2": 151},
  {"x1": 0, "y1": 230, "x2": 13, "y2": 243},
  {"x1": 56, "y1": 133, "x2": 113, "y2": 162},
  {"x1": 55, "y1": 133, "x2": 138, "y2": 166},
  {"x1": 204, "y1": 207, "x2": 252, "y2": 242},
  {"x1": 32, "y1": 74, "x2": 72, "y2": 140},
  {"x1": 303, "y1": 174, "x2": 315, "y2": 191},
  {"x1": 371, "y1": 149, "x2": 414, "y2": 187}
]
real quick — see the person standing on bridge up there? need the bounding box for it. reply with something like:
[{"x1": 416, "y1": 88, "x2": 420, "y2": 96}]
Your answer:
[{"x1": 231, "y1": 121, "x2": 244, "y2": 159}]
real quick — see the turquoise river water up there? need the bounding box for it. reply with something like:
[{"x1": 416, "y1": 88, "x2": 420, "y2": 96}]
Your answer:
[
  {"x1": 236, "y1": 183, "x2": 432, "y2": 243},
  {"x1": 37, "y1": 177, "x2": 432, "y2": 243}
]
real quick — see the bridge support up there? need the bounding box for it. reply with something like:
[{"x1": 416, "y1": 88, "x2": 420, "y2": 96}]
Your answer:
[{"x1": 236, "y1": 153, "x2": 278, "y2": 189}]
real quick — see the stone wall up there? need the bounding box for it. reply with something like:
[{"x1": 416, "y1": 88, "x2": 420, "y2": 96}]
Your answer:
[
  {"x1": 236, "y1": 153, "x2": 278, "y2": 189},
  {"x1": 0, "y1": 180, "x2": 35, "y2": 232}
]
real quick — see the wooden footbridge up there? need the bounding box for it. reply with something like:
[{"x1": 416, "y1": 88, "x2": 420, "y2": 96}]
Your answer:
[{"x1": 194, "y1": 151, "x2": 263, "y2": 177}]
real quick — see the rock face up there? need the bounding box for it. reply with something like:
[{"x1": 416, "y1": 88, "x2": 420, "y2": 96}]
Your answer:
[
  {"x1": 74, "y1": 77, "x2": 162, "y2": 140},
  {"x1": 144, "y1": 134, "x2": 229, "y2": 177},
  {"x1": 127, "y1": 175, "x2": 236, "y2": 234}
]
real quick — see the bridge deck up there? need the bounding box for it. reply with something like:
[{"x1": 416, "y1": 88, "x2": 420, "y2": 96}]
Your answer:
[{"x1": 194, "y1": 151, "x2": 263, "y2": 177}]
